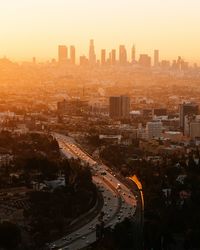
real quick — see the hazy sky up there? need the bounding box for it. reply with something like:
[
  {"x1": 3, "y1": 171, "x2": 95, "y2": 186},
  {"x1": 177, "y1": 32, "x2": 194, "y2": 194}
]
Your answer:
[{"x1": 0, "y1": 0, "x2": 199, "y2": 63}]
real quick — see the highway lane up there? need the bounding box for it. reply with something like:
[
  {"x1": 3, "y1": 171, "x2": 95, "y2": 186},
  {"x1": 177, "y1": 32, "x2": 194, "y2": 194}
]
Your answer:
[{"x1": 48, "y1": 133, "x2": 137, "y2": 250}]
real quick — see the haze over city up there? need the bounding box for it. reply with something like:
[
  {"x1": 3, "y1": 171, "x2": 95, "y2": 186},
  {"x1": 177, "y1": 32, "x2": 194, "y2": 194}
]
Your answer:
[
  {"x1": 1, "y1": 0, "x2": 200, "y2": 62},
  {"x1": 1, "y1": 1, "x2": 200, "y2": 250}
]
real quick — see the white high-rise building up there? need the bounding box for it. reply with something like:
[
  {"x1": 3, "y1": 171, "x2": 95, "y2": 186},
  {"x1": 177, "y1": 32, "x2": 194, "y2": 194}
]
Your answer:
[{"x1": 146, "y1": 121, "x2": 162, "y2": 139}]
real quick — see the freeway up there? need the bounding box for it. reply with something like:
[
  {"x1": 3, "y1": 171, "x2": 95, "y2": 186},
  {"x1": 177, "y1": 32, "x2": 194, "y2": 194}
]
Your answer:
[{"x1": 48, "y1": 133, "x2": 137, "y2": 250}]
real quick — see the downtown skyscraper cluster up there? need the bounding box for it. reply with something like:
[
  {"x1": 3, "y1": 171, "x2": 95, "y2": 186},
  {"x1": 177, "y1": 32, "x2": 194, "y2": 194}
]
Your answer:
[
  {"x1": 58, "y1": 39, "x2": 190, "y2": 70},
  {"x1": 58, "y1": 45, "x2": 76, "y2": 65},
  {"x1": 58, "y1": 40, "x2": 142, "y2": 66}
]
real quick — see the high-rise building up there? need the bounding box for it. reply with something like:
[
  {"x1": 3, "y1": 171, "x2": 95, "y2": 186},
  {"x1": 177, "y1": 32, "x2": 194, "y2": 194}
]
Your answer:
[
  {"x1": 190, "y1": 121, "x2": 200, "y2": 139},
  {"x1": 109, "y1": 96, "x2": 130, "y2": 119},
  {"x1": 57, "y1": 99, "x2": 68, "y2": 114},
  {"x1": 80, "y1": 56, "x2": 88, "y2": 66},
  {"x1": 184, "y1": 115, "x2": 200, "y2": 138},
  {"x1": 154, "y1": 50, "x2": 159, "y2": 67},
  {"x1": 146, "y1": 121, "x2": 162, "y2": 139},
  {"x1": 184, "y1": 114, "x2": 196, "y2": 136},
  {"x1": 70, "y1": 46, "x2": 76, "y2": 65},
  {"x1": 138, "y1": 54, "x2": 151, "y2": 67},
  {"x1": 181, "y1": 61, "x2": 189, "y2": 71},
  {"x1": 108, "y1": 52, "x2": 112, "y2": 65},
  {"x1": 131, "y1": 45, "x2": 136, "y2": 62},
  {"x1": 101, "y1": 49, "x2": 106, "y2": 65},
  {"x1": 180, "y1": 103, "x2": 199, "y2": 130},
  {"x1": 32, "y1": 57, "x2": 36, "y2": 64},
  {"x1": 109, "y1": 97, "x2": 121, "y2": 118},
  {"x1": 111, "y1": 49, "x2": 116, "y2": 65},
  {"x1": 58, "y1": 45, "x2": 68, "y2": 63},
  {"x1": 89, "y1": 39, "x2": 96, "y2": 65},
  {"x1": 160, "y1": 60, "x2": 170, "y2": 69},
  {"x1": 121, "y1": 96, "x2": 130, "y2": 118},
  {"x1": 119, "y1": 45, "x2": 127, "y2": 65},
  {"x1": 177, "y1": 56, "x2": 182, "y2": 71}
]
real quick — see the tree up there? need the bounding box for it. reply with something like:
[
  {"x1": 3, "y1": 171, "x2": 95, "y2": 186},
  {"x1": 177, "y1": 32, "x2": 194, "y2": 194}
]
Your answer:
[{"x1": 0, "y1": 222, "x2": 21, "y2": 249}]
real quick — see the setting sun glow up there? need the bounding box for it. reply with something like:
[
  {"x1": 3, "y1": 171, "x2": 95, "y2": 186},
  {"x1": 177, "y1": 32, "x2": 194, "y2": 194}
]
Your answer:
[{"x1": 0, "y1": 0, "x2": 200, "y2": 62}]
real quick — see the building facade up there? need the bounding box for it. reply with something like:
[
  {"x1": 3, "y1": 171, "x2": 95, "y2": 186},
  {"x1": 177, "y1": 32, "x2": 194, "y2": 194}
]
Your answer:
[
  {"x1": 180, "y1": 103, "x2": 199, "y2": 130},
  {"x1": 109, "y1": 96, "x2": 130, "y2": 119}
]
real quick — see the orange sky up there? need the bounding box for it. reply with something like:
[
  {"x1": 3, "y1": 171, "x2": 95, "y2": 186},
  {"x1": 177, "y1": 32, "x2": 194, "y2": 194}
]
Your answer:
[{"x1": 0, "y1": 0, "x2": 200, "y2": 63}]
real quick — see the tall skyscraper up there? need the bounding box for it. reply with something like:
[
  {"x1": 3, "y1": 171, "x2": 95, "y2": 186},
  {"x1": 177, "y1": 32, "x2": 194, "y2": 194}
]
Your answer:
[
  {"x1": 154, "y1": 50, "x2": 159, "y2": 67},
  {"x1": 177, "y1": 56, "x2": 182, "y2": 71},
  {"x1": 120, "y1": 95, "x2": 130, "y2": 118},
  {"x1": 80, "y1": 55, "x2": 88, "y2": 66},
  {"x1": 139, "y1": 54, "x2": 151, "y2": 67},
  {"x1": 89, "y1": 39, "x2": 96, "y2": 65},
  {"x1": 58, "y1": 45, "x2": 68, "y2": 63},
  {"x1": 179, "y1": 103, "x2": 199, "y2": 130},
  {"x1": 111, "y1": 49, "x2": 116, "y2": 65},
  {"x1": 131, "y1": 45, "x2": 136, "y2": 62},
  {"x1": 119, "y1": 45, "x2": 127, "y2": 65},
  {"x1": 70, "y1": 46, "x2": 76, "y2": 65},
  {"x1": 32, "y1": 57, "x2": 36, "y2": 64},
  {"x1": 108, "y1": 52, "x2": 112, "y2": 65},
  {"x1": 101, "y1": 49, "x2": 106, "y2": 65},
  {"x1": 109, "y1": 96, "x2": 130, "y2": 119}
]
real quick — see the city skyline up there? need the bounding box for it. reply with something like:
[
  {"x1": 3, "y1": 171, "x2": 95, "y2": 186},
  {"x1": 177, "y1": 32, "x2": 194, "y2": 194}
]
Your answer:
[
  {"x1": 1, "y1": 39, "x2": 199, "y2": 65},
  {"x1": 57, "y1": 41, "x2": 192, "y2": 69},
  {"x1": 1, "y1": 40, "x2": 195, "y2": 68},
  {"x1": 0, "y1": 0, "x2": 200, "y2": 62},
  {"x1": 1, "y1": 1, "x2": 200, "y2": 250}
]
